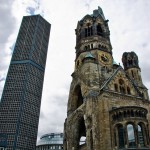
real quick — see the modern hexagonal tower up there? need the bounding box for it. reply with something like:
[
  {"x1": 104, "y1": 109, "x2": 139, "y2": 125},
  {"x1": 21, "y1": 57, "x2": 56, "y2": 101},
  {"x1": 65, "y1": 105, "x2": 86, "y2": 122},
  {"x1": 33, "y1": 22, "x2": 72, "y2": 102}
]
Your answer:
[{"x1": 0, "y1": 15, "x2": 51, "y2": 150}]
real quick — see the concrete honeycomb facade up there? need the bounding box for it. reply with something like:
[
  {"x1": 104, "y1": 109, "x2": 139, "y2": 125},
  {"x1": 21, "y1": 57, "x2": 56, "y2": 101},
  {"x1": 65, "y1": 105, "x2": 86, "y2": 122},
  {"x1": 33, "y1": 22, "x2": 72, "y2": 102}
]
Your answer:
[
  {"x1": 63, "y1": 7, "x2": 150, "y2": 150},
  {"x1": 0, "y1": 15, "x2": 51, "y2": 150}
]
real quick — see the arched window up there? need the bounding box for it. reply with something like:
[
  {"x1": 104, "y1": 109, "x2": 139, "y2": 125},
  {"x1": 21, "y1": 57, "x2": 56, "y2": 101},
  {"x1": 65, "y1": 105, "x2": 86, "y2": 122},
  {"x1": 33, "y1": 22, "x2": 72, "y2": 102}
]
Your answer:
[
  {"x1": 70, "y1": 85, "x2": 84, "y2": 112},
  {"x1": 120, "y1": 86, "x2": 125, "y2": 94},
  {"x1": 139, "y1": 111, "x2": 142, "y2": 117},
  {"x1": 131, "y1": 70, "x2": 134, "y2": 78},
  {"x1": 118, "y1": 112, "x2": 122, "y2": 120},
  {"x1": 128, "y1": 57, "x2": 133, "y2": 66},
  {"x1": 127, "y1": 111, "x2": 130, "y2": 117},
  {"x1": 91, "y1": 43, "x2": 93, "y2": 49},
  {"x1": 112, "y1": 115, "x2": 116, "y2": 121},
  {"x1": 77, "y1": 60, "x2": 80, "y2": 68},
  {"x1": 127, "y1": 124, "x2": 136, "y2": 148},
  {"x1": 98, "y1": 44, "x2": 101, "y2": 49},
  {"x1": 119, "y1": 79, "x2": 124, "y2": 85},
  {"x1": 127, "y1": 87, "x2": 131, "y2": 95},
  {"x1": 138, "y1": 124, "x2": 144, "y2": 147},
  {"x1": 118, "y1": 125, "x2": 125, "y2": 148},
  {"x1": 85, "y1": 26, "x2": 93, "y2": 37},
  {"x1": 114, "y1": 84, "x2": 118, "y2": 92},
  {"x1": 80, "y1": 136, "x2": 86, "y2": 145},
  {"x1": 135, "y1": 111, "x2": 138, "y2": 117},
  {"x1": 88, "y1": 26, "x2": 93, "y2": 36},
  {"x1": 85, "y1": 28, "x2": 88, "y2": 37},
  {"x1": 131, "y1": 110, "x2": 134, "y2": 117},
  {"x1": 77, "y1": 87, "x2": 83, "y2": 108},
  {"x1": 84, "y1": 46, "x2": 88, "y2": 51},
  {"x1": 97, "y1": 24, "x2": 103, "y2": 36},
  {"x1": 124, "y1": 111, "x2": 127, "y2": 118},
  {"x1": 78, "y1": 117, "x2": 86, "y2": 147},
  {"x1": 119, "y1": 79, "x2": 126, "y2": 94}
]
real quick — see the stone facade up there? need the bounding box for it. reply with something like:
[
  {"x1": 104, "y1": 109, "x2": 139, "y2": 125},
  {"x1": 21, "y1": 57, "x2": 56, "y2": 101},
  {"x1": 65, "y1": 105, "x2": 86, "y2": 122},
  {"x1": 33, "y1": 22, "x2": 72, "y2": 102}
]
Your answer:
[{"x1": 63, "y1": 7, "x2": 150, "y2": 150}]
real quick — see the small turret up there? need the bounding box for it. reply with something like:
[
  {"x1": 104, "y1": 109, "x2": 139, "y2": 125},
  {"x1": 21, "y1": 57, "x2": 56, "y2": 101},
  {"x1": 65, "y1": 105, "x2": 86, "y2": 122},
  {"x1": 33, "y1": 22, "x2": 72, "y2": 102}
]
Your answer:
[
  {"x1": 122, "y1": 51, "x2": 149, "y2": 99},
  {"x1": 122, "y1": 52, "x2": 141, "y2": 83},
  {"x1": 122, "y1": 51, "x2": 139, "y2": 70}
]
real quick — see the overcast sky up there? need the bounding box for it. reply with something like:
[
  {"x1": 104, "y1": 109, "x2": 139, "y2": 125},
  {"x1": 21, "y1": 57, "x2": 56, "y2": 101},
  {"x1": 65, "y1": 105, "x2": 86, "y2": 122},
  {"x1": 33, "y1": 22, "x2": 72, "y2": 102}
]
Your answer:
[{"x1": 0, "y1": 0, "x2": 150, "y2": 143}]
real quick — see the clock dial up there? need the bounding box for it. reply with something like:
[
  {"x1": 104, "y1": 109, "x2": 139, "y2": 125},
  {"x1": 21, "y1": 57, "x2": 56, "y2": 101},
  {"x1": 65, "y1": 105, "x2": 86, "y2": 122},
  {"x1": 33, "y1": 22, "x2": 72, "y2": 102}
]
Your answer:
[
  {"x1": 98, "y1": 52, "x2": 112, "y2": 65},
  {"x1": 101, "y1": 54, "x2": 109, "y2": 62}
]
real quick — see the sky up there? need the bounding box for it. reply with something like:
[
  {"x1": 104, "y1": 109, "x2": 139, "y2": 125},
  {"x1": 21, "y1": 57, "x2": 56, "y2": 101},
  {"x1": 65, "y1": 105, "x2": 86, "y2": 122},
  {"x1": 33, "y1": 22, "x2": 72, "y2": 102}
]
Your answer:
[{"x1": 0, "y1": 0, "x2": 150, "y2": 143}]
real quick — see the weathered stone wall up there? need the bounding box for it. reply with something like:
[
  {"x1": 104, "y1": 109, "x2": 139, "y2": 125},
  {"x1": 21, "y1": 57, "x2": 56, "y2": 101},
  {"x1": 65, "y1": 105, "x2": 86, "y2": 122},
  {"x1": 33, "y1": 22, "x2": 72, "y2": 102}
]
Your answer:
[
  {"x1": 64, "y1": 89, "x2": 150, "y2": 150},
  {"x1": 64, "y1": 7, "x2": 150, "y2": 150}
]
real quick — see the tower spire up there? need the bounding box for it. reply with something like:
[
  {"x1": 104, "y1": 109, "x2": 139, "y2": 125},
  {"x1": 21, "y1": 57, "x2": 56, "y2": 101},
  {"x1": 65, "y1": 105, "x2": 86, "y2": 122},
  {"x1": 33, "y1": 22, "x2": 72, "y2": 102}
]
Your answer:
[
  {"x1": 122, "y1": 51, "x2": 149, "y2": 99},
  {"x1": 75, "y1": 6, "x2": 112, "y2": 61},
  {"x1": 93, "y1": 6, "x2": 105, "y2": 20}
]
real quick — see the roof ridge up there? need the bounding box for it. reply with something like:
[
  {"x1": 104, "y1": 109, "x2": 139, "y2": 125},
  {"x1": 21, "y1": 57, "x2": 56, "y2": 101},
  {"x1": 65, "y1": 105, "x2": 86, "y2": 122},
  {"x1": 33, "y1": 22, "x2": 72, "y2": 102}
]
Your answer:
[{"x1": 100, "y1": 66, "x2": 122, "y2": 90}]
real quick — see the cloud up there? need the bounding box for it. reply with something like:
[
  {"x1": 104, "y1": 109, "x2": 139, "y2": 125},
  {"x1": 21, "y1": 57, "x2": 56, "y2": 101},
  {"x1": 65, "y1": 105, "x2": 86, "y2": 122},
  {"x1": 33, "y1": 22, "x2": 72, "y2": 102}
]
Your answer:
[
  {"x1": 0, "y1": 77, "x2": 5, "y2": 82},
  {"x1": 9, "y1": 42, "x2": 16, "y2": 54},
  {"x1": 37, "y1": 90, "x2": 68, "y2": 142},
  {"x1": 39, "y1": 110, "x2": 46, "y2": 120},
  {"x1": 142, "y1": 43, "x2": 148, "y2": 48},
  {"x1": 0, "y1": 1, "x2": 16, "y2": 72},
  {"x1": 84, "y1": 0, "x2": 94, "y2": 10},
  {"x1": 0, "y1": 1, "x2": 17, "y2": 100},
  {"x1": 1, "y1": 0, "x2": 150, "y2": 145},
  {"x1": 26, "y1": 7, "x2": 36, "y2": 15},
  {"x1": 0, "y1": 1, "x2": 16, "y2": 43},
  {"x1": 22, "y1": 0, "x2": 44, "y2": 16},
  {"x1": 0, "y1": 75, "x2": 6, "y2": 99}
]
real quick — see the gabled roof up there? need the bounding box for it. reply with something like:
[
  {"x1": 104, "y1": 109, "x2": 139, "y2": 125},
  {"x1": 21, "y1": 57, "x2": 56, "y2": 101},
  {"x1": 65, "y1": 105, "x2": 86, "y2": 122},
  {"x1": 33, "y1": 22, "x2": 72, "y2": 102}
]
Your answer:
[
  {"x1": 100, "y1": 66, "x2": 142, "y2": 97},
  {"x1": 100, "y1": 66, "x2": 122, "y2": 90}
]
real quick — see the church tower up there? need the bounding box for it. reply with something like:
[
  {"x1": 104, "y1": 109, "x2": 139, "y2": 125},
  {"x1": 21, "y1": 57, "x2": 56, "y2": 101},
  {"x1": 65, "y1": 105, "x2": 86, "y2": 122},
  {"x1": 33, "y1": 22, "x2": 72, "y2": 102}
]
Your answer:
[
  {"x1": 64, "y1": 7, "x2": 150, "y2": 150},
  {"x1": 122, "y1": 52, "x2": 149, "y2": 100}
]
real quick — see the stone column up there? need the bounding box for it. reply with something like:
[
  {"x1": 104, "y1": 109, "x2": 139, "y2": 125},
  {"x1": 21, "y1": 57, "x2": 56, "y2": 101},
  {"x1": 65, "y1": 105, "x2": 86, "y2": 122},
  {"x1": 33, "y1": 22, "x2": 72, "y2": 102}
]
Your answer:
[
  {"x1": 63, "y1": 120, "x2": 67, "y2": 150},
  {"x1": 85, "y1": 116, "x2": 93, "y2": 150},
  {"x1": 113, "y1": 126, "x2": 118, "y2": 149},
  {"x1": 135, "y1": 124, "x2": 140, "y2": 148},
  {"x1": 85, "y1": 128, "x2": 90, "y2": 150},
  {"x1": 146, "y1": 124, "x2": 150, "y2": 146},
  {"x1": 93, "y1": 22, "x2": 97, "y2": 35},
  {"x1": 134, "y1": 124, "x2": 139, "y2": 148},
  {"x1": 142, "y1": 123, "x2": 148, "y2": 147},
  {"x1": 81, "y1": 28, "x2": 85, "y2": 39},
  {"x1": 123, "y1": 124, "x2": 128, "y2": 148},
  {"x1": 71, "y1": 122, "x2": 79, "y2": 150},
  {"x1": 115, "y1": 125, "x2": 119, "y2": 149}
]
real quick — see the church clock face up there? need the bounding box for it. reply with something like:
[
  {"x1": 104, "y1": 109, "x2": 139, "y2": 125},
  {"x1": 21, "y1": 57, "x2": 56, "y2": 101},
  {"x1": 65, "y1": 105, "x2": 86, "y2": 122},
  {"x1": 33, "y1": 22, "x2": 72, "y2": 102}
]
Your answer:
[{"x1": 98, "y1": 52, "x2": 112, "y2": 65}]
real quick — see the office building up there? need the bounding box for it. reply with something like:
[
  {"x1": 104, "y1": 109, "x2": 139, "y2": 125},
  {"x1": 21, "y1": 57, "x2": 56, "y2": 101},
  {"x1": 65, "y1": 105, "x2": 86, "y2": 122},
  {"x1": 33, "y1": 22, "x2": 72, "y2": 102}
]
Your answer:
[
  {"x1": 36, "y1": 133, "x2": 63, "y2": 150},
  {"x1": 0, "y1": 15, "x2": 51, "y2": 150}
]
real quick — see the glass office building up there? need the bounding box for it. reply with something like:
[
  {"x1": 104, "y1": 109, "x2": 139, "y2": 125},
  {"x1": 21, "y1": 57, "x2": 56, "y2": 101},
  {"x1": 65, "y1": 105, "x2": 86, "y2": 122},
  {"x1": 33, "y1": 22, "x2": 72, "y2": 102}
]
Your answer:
[
  {"x1": 0, "y1": 15, "x2": 51, "y2": 150},
  {"x1": 36, "y1": 133, "x2": 63, "y2": 150}
]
